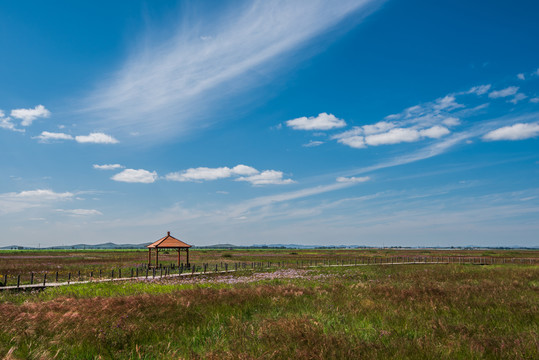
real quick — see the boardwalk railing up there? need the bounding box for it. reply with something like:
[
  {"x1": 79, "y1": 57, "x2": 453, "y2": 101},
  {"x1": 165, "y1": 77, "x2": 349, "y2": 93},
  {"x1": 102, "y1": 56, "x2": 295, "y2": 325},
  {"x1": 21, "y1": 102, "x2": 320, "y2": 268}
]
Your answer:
[{"x1": 1, "y1": 256, "x2": 537, "y2": 291}]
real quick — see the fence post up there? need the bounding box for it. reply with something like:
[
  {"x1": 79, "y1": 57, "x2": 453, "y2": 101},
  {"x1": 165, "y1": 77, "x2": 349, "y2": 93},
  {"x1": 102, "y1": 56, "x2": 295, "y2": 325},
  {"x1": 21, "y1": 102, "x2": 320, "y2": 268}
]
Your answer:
[
  {"x1": 225, "y1": 264, "x2": 228, "y2": 272},
  {"x1": 56, "y1": 271, "x2": 59, "y2": 282},
  {"x1": 2, "y1": 274, "x2": 6, "y2": 287},
  {"x1": 68, "y1": 273, "x2": 71, "y2": 285},
  {"x1": 43, "y1": 273, "x2": 47, "y2": 286},
  {"x1": 17, "y1": 275, "x2": 20, "y2": 288}
]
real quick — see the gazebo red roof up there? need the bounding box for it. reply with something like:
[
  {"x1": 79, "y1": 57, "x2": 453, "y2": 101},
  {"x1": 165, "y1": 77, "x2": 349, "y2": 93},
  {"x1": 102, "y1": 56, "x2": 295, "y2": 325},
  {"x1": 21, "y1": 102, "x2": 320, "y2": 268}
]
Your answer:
[{"x1": 147, "y1": 232, "x2": 191, "y2": 249}]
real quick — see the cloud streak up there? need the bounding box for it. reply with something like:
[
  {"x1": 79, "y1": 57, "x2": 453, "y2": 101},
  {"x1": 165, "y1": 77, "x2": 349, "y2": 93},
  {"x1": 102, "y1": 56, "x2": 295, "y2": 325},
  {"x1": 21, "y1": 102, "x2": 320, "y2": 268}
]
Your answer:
[{"x1": 83, "y1": 0, "x2": 383, "y2": 141}]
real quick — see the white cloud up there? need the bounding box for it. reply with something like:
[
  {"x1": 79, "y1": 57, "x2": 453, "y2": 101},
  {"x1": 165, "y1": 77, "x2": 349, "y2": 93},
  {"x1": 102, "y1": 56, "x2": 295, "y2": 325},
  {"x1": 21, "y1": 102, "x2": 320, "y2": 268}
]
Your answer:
[
  {"x1": 31, "y1": 131, "x2": 118, "y2": 144},
  {"x1": 10, "y1": 105, "x2": 50, "y2": 126},
  {"x1": 231, "y1": 165, "x2": 259, "y2": 176},
  {"x1": 286, "y1": 112, "x2": 346, "y2": 130},
  {"x1": 236, "y1": 170, "x2": 295, "y2": 185},
  {"x1": 441, "y1": 117, "x2": 461, "y2": 126},
  {"x1": 365, "y1": 128, "x2": 421, "y2": 146},
  {"x1": 419, "y1": 125, "x2": 450, "y2": 139},
  {"x1": 517, "y1": 73, "x2": 525, "y2": 80},
  {"x1": 303, "y1": 140, "x2": 324, "y2": 147},
  {"x1": 75, "y1": 132, "x2": 119, "y2": 144},
  {"x1": 166, "y1": 164, "x2": 260, "y2": 182},
  {"x1": 166, "y1": 167, "x2": 235, "y2": 182},
  {"x1": 57, "y1": 209, "x2": 103, "y2": 216},
  {"x1": 336, "y1": 135, "x2": 366, "y2": 149},
  {"x1": 33, "y1": 131, "x2": 74, "y2": 143},
  {"x1": 335, "y1": 124, "x2": 450, "y2": 148},
  {"x1": 467, "y1": 84, "x2": 491, "y2": 96},
  {"x1": 509, "y1": 93, "x2": 527, "y2": 104},
  {"x1": 336, "y1": 176, "x2": 370, "y2": 183},
  {"x1": 111, "y1": 169, "x2": 158, "y2": 183},
  {"x1": 483, "y1": 123, "x2": 539, "y2": 141},
  {"x1": 93, "y1": 164, "x2": 125, "y2": 170},
  {"x1": 489, "y1": 86, "x2": 519, "y2": 99},
  {"x1": 0, "y1": 113, "x2": 24, "y2": 132},
  {"x1": 85, "y1": 1, "x2": 381, "y2": 140},
  {"x1": 530, "y1": 97, "x2": 539, "y2": 103}
]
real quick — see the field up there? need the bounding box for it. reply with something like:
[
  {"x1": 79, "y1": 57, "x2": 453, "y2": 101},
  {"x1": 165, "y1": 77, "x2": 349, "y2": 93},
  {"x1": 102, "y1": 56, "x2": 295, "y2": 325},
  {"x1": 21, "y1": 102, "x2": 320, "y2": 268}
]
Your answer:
[{"x1": 0, "y1": 249, "x2": 538, "y2": 359}]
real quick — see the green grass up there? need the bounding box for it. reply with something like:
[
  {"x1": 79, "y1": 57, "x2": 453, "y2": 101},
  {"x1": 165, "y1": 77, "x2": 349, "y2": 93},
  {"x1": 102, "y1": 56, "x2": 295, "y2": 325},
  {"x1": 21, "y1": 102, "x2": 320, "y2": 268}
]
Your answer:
[{"x1": 0, "y1": 263, "x2": 537, "y2": 359}]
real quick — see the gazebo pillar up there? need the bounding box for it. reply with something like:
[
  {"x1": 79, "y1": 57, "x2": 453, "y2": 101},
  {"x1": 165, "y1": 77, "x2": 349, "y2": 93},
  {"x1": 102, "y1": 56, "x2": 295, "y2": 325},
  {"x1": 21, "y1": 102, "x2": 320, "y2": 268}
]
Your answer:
[
  {"x1": 177, "y1": 248, "x2": 181, "y2": 267},
  {"x1": 186, "y1": 248, "x2": 189, "y2": 266},
  {"x1": 156, "y1": 249, "x2": 159, "y2": 267},
  {"x1": 148, "y1": 248, "x2": 151, "y2": 266}
]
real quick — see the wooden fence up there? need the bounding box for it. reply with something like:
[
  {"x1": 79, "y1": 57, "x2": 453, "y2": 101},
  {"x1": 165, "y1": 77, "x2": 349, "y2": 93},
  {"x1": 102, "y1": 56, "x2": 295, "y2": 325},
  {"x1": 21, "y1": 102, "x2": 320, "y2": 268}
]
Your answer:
[{"x1": 1, "y1": 255, "x2": 537, "y2": 291}]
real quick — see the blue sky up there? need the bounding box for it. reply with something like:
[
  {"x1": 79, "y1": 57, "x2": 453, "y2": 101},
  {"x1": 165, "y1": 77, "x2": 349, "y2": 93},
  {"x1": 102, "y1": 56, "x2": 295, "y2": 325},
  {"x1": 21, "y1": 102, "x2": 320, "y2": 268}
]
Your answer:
[{"x1": 1, "y1": 0, "x2": 538, "y2": 247}]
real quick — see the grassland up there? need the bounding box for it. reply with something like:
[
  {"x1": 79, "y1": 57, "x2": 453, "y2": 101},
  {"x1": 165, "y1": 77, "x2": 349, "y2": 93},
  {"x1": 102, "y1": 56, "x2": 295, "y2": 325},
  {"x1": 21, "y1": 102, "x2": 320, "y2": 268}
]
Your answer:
[
  {"x1": 1, "y1": 248, "x2": 537, "y2": 282},
  {"x1": 0, "y1": 250, "x2": 537, "y2": 359}
]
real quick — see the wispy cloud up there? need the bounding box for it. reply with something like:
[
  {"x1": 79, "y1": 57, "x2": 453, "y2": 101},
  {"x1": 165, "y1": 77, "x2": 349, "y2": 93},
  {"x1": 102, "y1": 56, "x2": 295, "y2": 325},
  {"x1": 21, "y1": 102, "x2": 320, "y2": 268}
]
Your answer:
[
  {"x1": 56, "y1": 209, "x2": 103, "y2": 216},
  {"x1": 93, "y1": 164, "x2": 125, "y2": 170},
  {"x1": 0, "y1": 189, "x2": 74, "y2": 215},
  {"x1": 466, "y1": 84, "x2": 491, "y2": 95},
  {"x1": 83, "y1": 0, "x2": 383, "y2": 141},
  {"x1": 336, "y1": 176, "x2": 370, "y2": 183},
  {"x1": 303, "y1": 140, "x2": 324, "y2": 147},
  {"x1": 0, "y1": 110, "x2": 24, "y2": 133},
  {"x1": 489, "y1": 86, "x2": 519, "y2": 98}
]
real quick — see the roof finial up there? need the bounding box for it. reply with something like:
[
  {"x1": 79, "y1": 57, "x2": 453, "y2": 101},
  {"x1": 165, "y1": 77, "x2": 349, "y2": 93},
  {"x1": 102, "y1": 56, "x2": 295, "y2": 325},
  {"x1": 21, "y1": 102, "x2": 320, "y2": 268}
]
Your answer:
[{"x1": 167, "y1": 231, "x2": 170, "y2": 236}]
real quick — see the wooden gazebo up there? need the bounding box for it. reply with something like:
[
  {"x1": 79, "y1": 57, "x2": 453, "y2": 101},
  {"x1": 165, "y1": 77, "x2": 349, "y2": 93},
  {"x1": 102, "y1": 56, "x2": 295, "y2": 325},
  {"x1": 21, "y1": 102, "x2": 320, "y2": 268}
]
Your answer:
[{"x1": 147, "y1": 231, "x2": 191, "y2": 267}]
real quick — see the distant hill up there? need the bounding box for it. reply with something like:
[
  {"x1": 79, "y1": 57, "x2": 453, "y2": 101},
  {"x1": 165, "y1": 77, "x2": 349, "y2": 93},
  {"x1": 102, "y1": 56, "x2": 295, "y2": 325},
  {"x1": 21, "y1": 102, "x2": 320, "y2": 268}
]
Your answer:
[
  {"x1": 1, "y1": 243, "x2": 537, "y2": 251},
  {"x1": 0, "y1": 243, "x2": 151, "y2": 250}
]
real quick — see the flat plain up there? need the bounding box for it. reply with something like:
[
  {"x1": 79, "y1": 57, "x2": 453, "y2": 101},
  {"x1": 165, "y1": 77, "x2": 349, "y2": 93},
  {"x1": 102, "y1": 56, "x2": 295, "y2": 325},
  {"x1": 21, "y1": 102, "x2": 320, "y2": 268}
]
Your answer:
[{"x1": 0, "y1": 249, "x2": 537, "y2": 359}]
